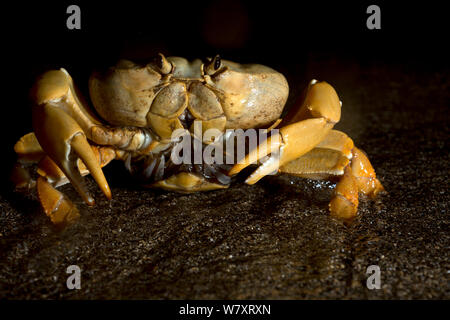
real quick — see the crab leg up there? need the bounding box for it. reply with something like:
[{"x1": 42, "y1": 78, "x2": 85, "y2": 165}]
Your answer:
[
  {"x1": 329, "y1": 166, "x2": 359, "y2": 219},
  {"x1": 350, "y1": 147, "x2": 385, "y2": 197},
  {"x1": 229, "y1": 80, "x2": 341, "y2": 183},
  {"x1": 36, "y1": 176, "x2": 80, "y2": 227},
  {"x1": 31, "y1": 69, "x2": 114, "y2": 205},
  {"x1": 315, "y1": 129, "x2": 354, "y2": 159},
  {"x1": 15, "y1": 67, "x2": 154, "y2": 216},
  {"x1": 12, "y1": 127, "x2": 117, "y2": 226},
  {"x1": 13, "y1": 132, "x2": 45, "y2": 164},
  {"x1": 278, "y1": 145, "x2": 350, "y2": 180},
  {"x1": 278, "y1": 130, "x2": 384, "y2": 219},
  {"x1": 152, "y1": 172, "x2": 229, "y2": 192},
  {"x1": 36, "y1": 146, "x2": 117, "y2": 188},
  {"x1": 33, "y1": 103, "x2": 110, "y2": 205},
  {"x1": 36, "y1": 146, "x2": 116, "y2": 226},
  {"x1": 30, "y1": 69, "x2": 154, "y2": 204},
  {"x1": 13, "y1": 141, "x2": 116, "y2": 226},
  {"x1": 11, "y1": 132, "x2": 46, "y2": 190},
  {"x1": 330, "y1": 146, "x2": 384, "y2": 219}
]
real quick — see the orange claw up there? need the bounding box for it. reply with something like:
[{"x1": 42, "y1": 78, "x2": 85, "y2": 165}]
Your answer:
[
  {"x1": 32, "y1": 88, "x2": 111, "y2": 205},
  {"x1": 36, "y1": 177, "x2": 80, "y2": 226}
]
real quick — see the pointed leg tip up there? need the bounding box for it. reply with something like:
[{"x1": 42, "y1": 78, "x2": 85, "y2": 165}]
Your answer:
[
  {"x1": 70, "y1": 134, "x2": 112, "y2": 203},
  {"x1": 244, "y1": 176, "x2": 259, "y2": 185},
  {"x1": 36, "y1": 177, "x2": 81, "y2": 226},
  {"x1": 86, "y1": 197, "x2": 96, "y2": 206},
  {"x1": 368, "y1": 180, "x2": 386, "y2": 198},
  {"x1": 329, "y1": 196, "x2": 358, "y2": 220},
  {"x1": 104, "y1": 187, "x2": 112, "y2": 200},
  {"x1": 97, "y1": 180, "x2": 112, "y2": 200},
  {"x1": 228, "y1": 164, "x2": 245, "y2": 177}
]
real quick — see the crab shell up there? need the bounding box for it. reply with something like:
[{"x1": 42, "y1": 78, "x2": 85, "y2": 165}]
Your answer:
[{"x1": 88, "y1": 56, "x2": 289, "y2": 142}]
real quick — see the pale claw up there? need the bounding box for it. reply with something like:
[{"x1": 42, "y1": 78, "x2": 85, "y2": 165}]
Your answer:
[{"x1": 33, "y1": 103, "x2": 111, "y2": 205}]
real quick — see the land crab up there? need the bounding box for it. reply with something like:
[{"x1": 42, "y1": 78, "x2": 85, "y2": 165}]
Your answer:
[{"x1": 12, "y1": 54, "x2": 384, "y2": 226}]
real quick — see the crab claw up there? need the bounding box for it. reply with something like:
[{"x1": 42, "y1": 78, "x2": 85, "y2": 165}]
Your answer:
[
  {"x1": 227, "y1": 133, "x2": 282, "y2": 177},
  {"x1": 229, "y1": 81, "x2": 340, "y2": 184},
  {"x1": 32, "y1": 71, "x2": 111, "y2": 205}
]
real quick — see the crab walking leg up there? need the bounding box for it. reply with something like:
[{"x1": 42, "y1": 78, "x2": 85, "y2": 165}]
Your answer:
[
  {"x1": 330, "y1": 147, "x2": 384, "y2": 218},
  {"x1": 37, "y1": 146, "x2": 117, "y2": 188},
  {"x1": 278, "y1": 144, "x2": 358, "y2": 219},
  {"x1": 152, "y1": 172, "x2": 229, "y2": 192},
  {"x1": 13, "y1": 132, "x2": 45, "y2": 163},
  {"x1": 229, "y1": 80, "x2": 341, "y2": 184},
  {"x1": 285, "y1": 131, "x2": 383, "y2": 197},
  {"x1": 278, "y1": 147, "x2": 350, "y2": 180},
  {"x1": 35, "y1": 146, "x2": 117, "y2": 226},
  {"x1": 12, "y1": 130, "x2": 116, "y2": 188},
  {"x1": 279, "y1": 130, "x2": 384, "y2": 218},
  {"x1": 21, "y1": 68, "x2": 151, "y2": 205},
  {"x1": 11, "y1": 132, "x2": 46, "y2": 190},
  {"x1": 36, "y1": 176, "x2": 80, "y2": 226},
  {"x1": 27, "y1": 68, "x2": 151, "y2": 204},
  {"x1": 329, "y1": 146, "x2": 384, "y2": 219},
  {"x1": 12, "y1": 139, "x2": 116, "y2": 226},
  {"x1": 351, "y1": 147, "x2": 385, "y2": 197},
  {"x1": 315, "y1": 130, "x2": 354, "y2": 159},
  {"x1": 329, "y1": 166, "x2": 359, "y2": 219},
  {"x1": 278, "y1": 136, "x2": 359, "y2": 219}
]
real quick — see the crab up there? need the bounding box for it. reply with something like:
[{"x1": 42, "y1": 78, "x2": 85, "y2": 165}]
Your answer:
[{"x1": 12, "y1": 54, "x2": 384, "y2": 226}]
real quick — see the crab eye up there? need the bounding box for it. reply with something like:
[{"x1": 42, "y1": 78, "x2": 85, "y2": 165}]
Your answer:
[
  {"x1": 204, "y1": 55, "x2": 222, "y2": 75},
  {"x1": 152, "y1": 53, "x2": 172, "y2": 74},
  {"x1": 214, "y1": 55, "x2": 221, "y2": 70}
]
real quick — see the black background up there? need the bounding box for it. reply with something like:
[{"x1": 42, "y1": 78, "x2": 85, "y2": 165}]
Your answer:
[{"x1": 2, "y1": 0, "x2": 449, "y2": 180}]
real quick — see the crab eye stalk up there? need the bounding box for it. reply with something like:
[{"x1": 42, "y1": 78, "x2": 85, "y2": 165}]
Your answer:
[
  {"x1": 153, "y1": 53, "x2": 172, "y2": 75},
  {"x1": 204, "y1": 55, "x2": 222, "y2": 75}
]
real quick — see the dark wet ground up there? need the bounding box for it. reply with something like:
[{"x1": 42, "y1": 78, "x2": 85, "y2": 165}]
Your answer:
[{"x1": 0, "y1": 58, "x2": 449, "y2": 299}]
